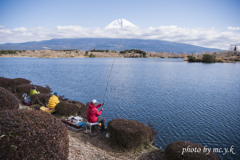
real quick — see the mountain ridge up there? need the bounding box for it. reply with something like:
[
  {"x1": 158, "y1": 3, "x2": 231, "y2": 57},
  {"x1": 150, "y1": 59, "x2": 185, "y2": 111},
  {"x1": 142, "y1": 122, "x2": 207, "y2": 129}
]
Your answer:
[{"x1": 0, "y1": 38, "x2": 221, "y2": 53}]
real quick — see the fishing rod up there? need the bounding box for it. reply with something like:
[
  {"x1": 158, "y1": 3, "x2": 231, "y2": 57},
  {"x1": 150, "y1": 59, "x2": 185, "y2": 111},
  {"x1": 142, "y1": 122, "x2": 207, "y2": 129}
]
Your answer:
[
  {"x1": 102, "y1": 35, "x2": 127, "y2": 106},
  {"x1": 102, "y1": 57, "x2": 115, "y2": 104}
]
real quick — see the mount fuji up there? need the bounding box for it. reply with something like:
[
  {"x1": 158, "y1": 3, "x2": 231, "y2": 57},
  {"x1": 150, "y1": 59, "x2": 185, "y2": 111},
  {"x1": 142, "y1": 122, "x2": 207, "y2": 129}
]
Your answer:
[
  {"x1": 0, "y1": 19, "x2": 222, "y2": 52},
  {"x1": 104, "y1": 19, "x2": 137, "y2": 29}
]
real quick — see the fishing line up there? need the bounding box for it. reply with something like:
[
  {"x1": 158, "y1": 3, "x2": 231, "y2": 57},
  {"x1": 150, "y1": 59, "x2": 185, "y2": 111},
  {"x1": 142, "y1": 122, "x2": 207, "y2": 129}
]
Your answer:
[
  {"x1": 102, "y1": 34, "x2": 128, "y2": 106},
  {"x1": 103, "y1": 57, "x2": 115, "y2": 104}
]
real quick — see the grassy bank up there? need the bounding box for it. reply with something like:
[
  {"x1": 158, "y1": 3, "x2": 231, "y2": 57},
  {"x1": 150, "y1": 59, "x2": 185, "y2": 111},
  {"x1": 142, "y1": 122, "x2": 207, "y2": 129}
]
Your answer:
[
  {"x1": 1, "y1": 49, "x2": 239, "y2": 63},
  {"x1": 185, "y1": 51, "x2": 240, "y2": 63},
  {"x1": 0, "y1": 49, "x2": 196, "y2": 59}
]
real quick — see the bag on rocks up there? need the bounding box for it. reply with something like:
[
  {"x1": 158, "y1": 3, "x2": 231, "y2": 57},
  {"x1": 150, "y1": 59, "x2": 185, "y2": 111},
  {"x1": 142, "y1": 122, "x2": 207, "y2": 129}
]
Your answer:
[{"x1": 21, "y1": 93, "x2": 31, "y2": 106}]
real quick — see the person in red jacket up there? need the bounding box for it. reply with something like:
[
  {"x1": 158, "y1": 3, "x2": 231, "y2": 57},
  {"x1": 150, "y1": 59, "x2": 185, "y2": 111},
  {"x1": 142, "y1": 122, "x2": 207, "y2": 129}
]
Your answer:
[{"x1": 87, "y1": 99, "x2": 106, "y2": 131}]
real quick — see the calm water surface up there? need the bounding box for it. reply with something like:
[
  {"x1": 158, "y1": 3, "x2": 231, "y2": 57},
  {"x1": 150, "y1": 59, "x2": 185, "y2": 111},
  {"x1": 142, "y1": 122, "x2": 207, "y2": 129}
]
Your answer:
[{"x1": 1, "y1": 57, "x2": 239, "y2": 159}]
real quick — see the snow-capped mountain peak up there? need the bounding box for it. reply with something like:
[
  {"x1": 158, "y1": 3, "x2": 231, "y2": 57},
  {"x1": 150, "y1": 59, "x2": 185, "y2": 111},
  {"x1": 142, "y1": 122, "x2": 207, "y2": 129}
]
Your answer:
[{"x1": 104, "y1": 19, "x2": 137, "y2": 29}]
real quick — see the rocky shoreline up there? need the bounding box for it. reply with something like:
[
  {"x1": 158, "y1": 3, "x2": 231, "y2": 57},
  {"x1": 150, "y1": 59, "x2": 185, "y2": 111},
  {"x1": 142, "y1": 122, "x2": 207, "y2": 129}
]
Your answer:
[
  {"x1": 1, "y1": 77, "x2": 161, "y2": 159},
  {"x1": 0, "y1": 77, "x2": 220, "y2": 160}
]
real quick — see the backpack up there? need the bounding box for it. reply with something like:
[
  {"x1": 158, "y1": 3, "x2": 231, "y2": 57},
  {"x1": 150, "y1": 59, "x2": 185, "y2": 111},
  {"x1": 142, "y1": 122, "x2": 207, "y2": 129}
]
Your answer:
[{"x1": 21, "y1": 93, "x2": 31, "y2": 106}]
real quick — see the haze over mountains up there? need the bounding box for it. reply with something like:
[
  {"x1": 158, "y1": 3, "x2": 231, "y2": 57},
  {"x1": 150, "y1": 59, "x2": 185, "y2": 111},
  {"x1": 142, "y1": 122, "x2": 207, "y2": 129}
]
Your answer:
[{"x1": 0, "y1": 19, "x2": 222, "y2": 53}]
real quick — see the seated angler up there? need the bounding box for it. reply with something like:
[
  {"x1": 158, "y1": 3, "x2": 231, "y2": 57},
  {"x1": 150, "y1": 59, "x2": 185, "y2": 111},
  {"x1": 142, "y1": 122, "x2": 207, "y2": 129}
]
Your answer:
[
  {"x1": 30, "y1": 86, "x2": 40, "y2": 96},
  {"x1": 87, "y1": 99, "x2": 107, "y2": 131},
  {"x1": 48, "y1": 92, "x2": 60, "y2": 109}
]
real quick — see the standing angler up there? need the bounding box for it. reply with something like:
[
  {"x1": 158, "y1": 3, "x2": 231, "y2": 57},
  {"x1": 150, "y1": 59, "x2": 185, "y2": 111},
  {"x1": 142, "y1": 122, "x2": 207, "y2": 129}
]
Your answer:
[{"x1": 87, "y1": 99, "x2": 107, "y2": 131}]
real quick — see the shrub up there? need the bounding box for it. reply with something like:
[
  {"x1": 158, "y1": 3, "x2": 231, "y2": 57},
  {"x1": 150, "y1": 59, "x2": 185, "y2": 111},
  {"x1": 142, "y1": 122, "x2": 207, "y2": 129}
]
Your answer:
[
  {"x1": 68, "y1": 100, "x2": 88, "y2": 118},
  {"x1": 195, "y1": 58, "x2": 202, "y2": 62},
  {"x1": 216, "y1": 58, "x2": 223, "y2": 63},
  {"x1": 165, "y1": 141, "x2": 219, "y2": 160},
  {"x1": 58, "y1": 95, "x2": 69, "y2": 101},
  {"x1": 187, "y1": 56, "x2": 196, "y2": 62},
  {"x1": 0, "y1": 77, "x2": 12, "y2": 90},
  {"x1": 15, "y1": 84, "x2": 52, "y2": 96},
  {"x1": 0, "y1": 109, "x2": 69, "y2": 159},
  {"x1": 108, "y1": 119, "x2": 153, "y2": 149},
  {"x1": 147, "y1": 121, "x2": 157, "y2": 143},
  {"x1": 55, "y1": 101, "x2": 81, "y2": 116},
  {"x1": 89, "y1": 54, "x2": 95, "y2": 58},
  {"x1": 202, "y1": 54, "x2": 215, "y2": 63},
  {"x1": 0, "y1": 87, "x2": 19, "y2": 111},
  {"x1": 11, "y1": 78, "x2": 31, "y2": 92},
  {"x1": 0, "y1": 77, "x2": 31, "y2": 92},
  {"x1": 30, "y1": 93, "x2": 52, "y2": 106}
]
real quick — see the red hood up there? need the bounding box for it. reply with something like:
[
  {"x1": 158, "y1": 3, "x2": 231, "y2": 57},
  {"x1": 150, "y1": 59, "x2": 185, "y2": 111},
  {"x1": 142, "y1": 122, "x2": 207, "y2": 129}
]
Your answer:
[{"x1": 89, "y1": 102, "x2": 95, "y2": 108}]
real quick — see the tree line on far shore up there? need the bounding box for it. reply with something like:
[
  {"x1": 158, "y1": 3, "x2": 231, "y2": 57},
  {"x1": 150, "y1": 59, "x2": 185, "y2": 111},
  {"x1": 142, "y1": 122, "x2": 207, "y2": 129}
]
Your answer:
[
  {"x1": 187, "y1": 50, "x2": 240, "y2": 63},
  {"x1": 1, "y1": 49, "x2": 239, "y2": 62},
  {"x1": 0, "y1": 50, "x2": 27, "y2": 54}
]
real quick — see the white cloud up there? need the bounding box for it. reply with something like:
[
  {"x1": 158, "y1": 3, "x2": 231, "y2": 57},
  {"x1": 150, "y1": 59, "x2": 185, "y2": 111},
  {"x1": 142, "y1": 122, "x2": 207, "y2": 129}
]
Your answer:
[
  {"x1": 13, "y1": 27, "x2": 27, "y2": 32},
  {"x1": 0, "y1": 25, "x2": 239, "y2": 50},
  {"x1": 227, "y1": 26, "x2": 240, "y2": 31}
]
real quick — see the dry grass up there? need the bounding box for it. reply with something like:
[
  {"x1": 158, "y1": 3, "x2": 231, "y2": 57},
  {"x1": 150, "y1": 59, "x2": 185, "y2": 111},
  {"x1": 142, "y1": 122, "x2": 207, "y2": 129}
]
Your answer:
[
  {"x1": 0, "y1": 49, "x2": 210, "y2": 59},
  {"x1": 138, "y1": 149, "x2": 166, "y2": 160},
  {"x1": 67, "y1": 129, "x2": 157, "y2": 160}
]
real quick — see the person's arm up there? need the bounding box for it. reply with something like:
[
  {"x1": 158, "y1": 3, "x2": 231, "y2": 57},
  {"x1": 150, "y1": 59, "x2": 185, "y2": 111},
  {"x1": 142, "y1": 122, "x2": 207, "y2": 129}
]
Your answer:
[
  {"x1": 56, "y1": 98, "x2": 60, "y2": 104},
  {"x1": 95, "y1": 104, "x2": 101, "y2": 109},
  {"x1": 96, "y1": 102, "x2": 104, "y2": 109},
  {"x1": 95, "y1": 109, "x2": 102, "y2": 116},
  {"x1": 54, "y1": 97, "x2": 60, "y2": 106}
]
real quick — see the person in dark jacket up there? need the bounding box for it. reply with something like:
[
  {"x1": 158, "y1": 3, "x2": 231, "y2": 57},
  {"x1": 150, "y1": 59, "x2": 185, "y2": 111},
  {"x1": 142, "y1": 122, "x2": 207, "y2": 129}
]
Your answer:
[{"x1": 87, "y1": 99, "x2": 106, "y2": 131}]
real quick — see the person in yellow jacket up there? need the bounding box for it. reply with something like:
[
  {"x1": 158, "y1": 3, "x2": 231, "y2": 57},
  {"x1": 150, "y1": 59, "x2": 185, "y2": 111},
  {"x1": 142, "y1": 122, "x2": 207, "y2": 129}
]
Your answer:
[
  {"x1": 48, "y1": 92, "x2": 60, "y2": 109},
  {"x1": 30, "y1": 86, "x2": 40, "y2": 96}
]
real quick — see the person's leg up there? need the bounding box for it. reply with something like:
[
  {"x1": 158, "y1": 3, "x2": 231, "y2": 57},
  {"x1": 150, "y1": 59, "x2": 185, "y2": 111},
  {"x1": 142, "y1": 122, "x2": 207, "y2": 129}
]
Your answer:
[{"x1": 97, "y1": 117, "x2": 105, "y2": 130}]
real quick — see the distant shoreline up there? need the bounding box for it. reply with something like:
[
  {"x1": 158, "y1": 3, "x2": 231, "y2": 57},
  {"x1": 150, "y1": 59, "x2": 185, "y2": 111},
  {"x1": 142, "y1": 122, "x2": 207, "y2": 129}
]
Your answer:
[
  {"x1": 0, "y1": 49, "x2": 239, "y2": 62},
  {"x1": 0, "y1": 49, "x2": 186, "y2": 58}
]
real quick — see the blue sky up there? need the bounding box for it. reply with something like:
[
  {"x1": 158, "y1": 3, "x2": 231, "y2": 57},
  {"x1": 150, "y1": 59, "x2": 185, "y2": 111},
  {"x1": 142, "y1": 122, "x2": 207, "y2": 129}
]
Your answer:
[{"x1": 0, "y1": 0, "x2": 240, "y2": 49}]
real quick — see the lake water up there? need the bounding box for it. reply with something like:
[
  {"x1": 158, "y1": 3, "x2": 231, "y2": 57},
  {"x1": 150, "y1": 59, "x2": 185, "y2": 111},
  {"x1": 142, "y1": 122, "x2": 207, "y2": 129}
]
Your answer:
[{"x1": 1, "y1": 57, "x2": 239, "y2": 159}]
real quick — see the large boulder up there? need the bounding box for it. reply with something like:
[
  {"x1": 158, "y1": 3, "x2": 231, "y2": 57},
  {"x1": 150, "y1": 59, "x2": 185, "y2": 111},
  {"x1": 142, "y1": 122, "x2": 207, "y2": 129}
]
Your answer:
[
  {"x1": 165, "y1": 141, "x2": 219, "y2": 160},
  {"x1": 0, "y1": 109, "x2": 69, "y2": 159},
  {"x1": 15, "y1": 84, "x2": 52, "y2": 95},
  {"x1": 0, "y1": 86, "x2": 19, "y2": 111},
  {"x1": 108, "y1": 119, "x2": 153, "y2": 149}
]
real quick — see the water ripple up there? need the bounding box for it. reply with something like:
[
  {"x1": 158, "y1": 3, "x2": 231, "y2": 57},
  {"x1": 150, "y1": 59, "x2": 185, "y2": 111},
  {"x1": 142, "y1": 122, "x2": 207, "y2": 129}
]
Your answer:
[{"x1": 1, "y1": 58, "x2": 240, "y2": 159}]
